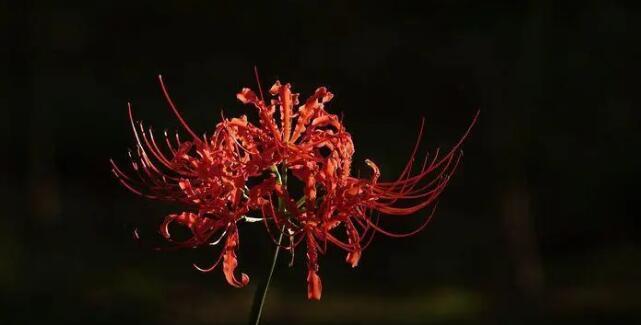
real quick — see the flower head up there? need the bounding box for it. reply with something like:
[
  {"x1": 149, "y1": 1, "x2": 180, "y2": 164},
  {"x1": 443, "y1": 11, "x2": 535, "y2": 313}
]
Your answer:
[{"x1": 111, "y1": 73, "x2": 477, "y2": 300}]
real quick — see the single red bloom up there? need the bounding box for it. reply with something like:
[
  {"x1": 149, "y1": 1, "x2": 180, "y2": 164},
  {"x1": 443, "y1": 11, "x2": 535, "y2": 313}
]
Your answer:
[{"x1": 112, "y1": 73, "x2": 477, "y2": 300}]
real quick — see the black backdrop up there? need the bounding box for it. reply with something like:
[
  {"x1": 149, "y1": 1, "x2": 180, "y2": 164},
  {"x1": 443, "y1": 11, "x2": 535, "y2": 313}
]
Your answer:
[{"x1": 2, "y1": 1, "x2": 640, "y2": 324}]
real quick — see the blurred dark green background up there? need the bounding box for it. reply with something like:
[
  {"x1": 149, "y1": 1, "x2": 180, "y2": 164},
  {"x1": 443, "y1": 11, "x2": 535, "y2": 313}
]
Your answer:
[{"x1": 2, "y1": 1, "x2": 640, "y2": 324}]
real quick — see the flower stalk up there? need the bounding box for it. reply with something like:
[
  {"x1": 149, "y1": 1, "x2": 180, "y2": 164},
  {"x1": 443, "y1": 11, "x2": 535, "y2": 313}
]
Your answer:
[
  {"x1": 250, "y1": 163, "x2": 288, "y2": 324},
  {"x1": 249, "y1": 224, "x2": 284, "y2": 325}
]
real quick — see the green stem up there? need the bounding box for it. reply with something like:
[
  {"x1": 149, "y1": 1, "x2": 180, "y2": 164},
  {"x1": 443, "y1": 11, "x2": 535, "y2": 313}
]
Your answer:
[
  {"x1": 249, "y1": 226, "x2": 284, "y2": 325},
  {"x1": 250, "y1": 163, "x2": 288, "y2": 324}
]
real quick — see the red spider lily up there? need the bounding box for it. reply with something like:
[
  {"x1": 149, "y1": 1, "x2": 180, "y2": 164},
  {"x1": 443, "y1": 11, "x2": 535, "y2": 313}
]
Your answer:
[{"x1": 111, "y1": 73, "x2": 477, "y2": 300}]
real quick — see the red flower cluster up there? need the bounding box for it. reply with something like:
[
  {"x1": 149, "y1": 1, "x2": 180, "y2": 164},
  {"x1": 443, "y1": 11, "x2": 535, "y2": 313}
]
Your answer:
[{"x1": 111, "y1": 74, "x2": 477, "y2": 300}]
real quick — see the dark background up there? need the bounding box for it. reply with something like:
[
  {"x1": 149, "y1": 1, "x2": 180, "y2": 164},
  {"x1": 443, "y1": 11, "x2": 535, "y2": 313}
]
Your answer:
[{"x1": 2, "y1": 1, "x2": 640, "y2": 324}]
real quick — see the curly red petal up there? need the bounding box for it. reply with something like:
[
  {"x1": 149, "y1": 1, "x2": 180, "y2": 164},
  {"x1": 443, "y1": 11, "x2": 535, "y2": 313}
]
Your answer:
[
  {"x1": 305, "y1": 231, "x2": 322, "y2": 300},
  {"x1": 222, "y1": 225, "x2": 249, "y2": 288}
]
